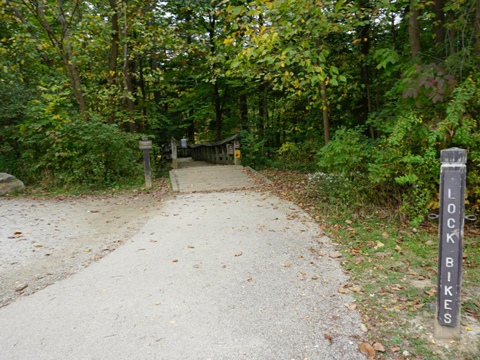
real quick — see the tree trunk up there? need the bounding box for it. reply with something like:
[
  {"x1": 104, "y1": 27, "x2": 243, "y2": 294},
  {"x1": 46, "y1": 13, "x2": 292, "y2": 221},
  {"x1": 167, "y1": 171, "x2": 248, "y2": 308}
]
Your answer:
[
  {"x1": 122, "y1": 1, "x2": 135, "y2": 132},
  {"x1": 56, "y1": 0, "x2": 87, "y2": 116},
  {"x1": 320, "y1": 81, "x2": 330, "y2": 145},
  {"x1": 408, "y1": 0, "x2": 421, "y2": 59},
  {"x1": 107, "y1": 0, "x2": 120, "y2": 123},
  {"x1": 214, "y1": 82, "x2": 222, "y2": 141},
  {"x1": 433, "y1": 0, "x2": 445, "y2": 58},
  {"x1": 239, "y1": 92, "x2": 248, "y2": 130},
  {"x1": 474, "y1": 0, "x2": 480, "y2": 65},
  {"x1": 447, "y1": 10, "x2": 457, "y2": 57},
  {"x1": 258, "y1": 82, "x2": 267, "y2": 141}
]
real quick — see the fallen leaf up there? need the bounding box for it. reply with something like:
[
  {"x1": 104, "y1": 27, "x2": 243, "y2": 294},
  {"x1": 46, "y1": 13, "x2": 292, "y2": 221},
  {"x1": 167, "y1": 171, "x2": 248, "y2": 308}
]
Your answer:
[
  {"x1": 360, "y1": 324, "x2": 368, "y2": 332},
  {"x1": 324, "y1": 333, "x2": 333, "y2": 344},
  {"x1": 346, "y1": 303, "x2": 357, "y2": 310},
  {"x1": 349, "y1": 285, "x2": 361, "y2": 293},
  {"x1": 284, "y1": 263, "x2": 291, "y2": 268},
  {"x1": 374, "y1": 241, "x2": 385, "y2": 250},
  {"x1": 373, "y1": 342, "x2": 386, "y2": 352},
  {"x1": 425, "y1": 288, "x2": 437, "y2": 297},
  {"x1": 345, "y1": 220, "x2": 353, "y2": 225},
  {"x1": 234, "y1": 251, "x2": 243, "y2": 257},
  {"x1": 188, "y1": 245, "x2": 195, "y2": 248},
  {"x1": 382, "y1": 232, "x2": 389, "y2": 239},
  {"x1": 395, "y1": 245, "x2": 402, "y2": 251},
  {"x1": 89, "y1": 210, "x2": 100, "y2": 213},
  {"x1": 390, "y1": 346, "x2": 400, "y2": 352},
  {"x1": 359, "y1": 342, "x2": 375, "y2": 359},
  {"x1": 34, "y1": 244, "x2": 43, "y2": 248},
  {"x1": 338, "y1": 284, "x2": 350, "y2": 294},
  {"x1": 172, "y1": 259, "x2": 178, "y2": 262},
  {"x1": 13, "y1": 231, "x2": 22, "y2": 237},
  {"x1": 329, "y1": 251, "x2": 342, "y2": 258}
]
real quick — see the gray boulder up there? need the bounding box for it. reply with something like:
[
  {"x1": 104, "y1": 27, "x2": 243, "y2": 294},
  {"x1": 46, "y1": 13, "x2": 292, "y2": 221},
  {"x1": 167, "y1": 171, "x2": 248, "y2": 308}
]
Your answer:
[{"x1": 0, "y1": 173, "x2": 25, "y2": 196}]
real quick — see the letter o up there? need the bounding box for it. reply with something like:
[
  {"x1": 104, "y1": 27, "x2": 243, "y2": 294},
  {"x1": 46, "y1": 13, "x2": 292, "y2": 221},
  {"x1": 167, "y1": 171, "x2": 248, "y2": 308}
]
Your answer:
[{"x1": 448, "y1": 203, "x2": 456, "y2": 214}]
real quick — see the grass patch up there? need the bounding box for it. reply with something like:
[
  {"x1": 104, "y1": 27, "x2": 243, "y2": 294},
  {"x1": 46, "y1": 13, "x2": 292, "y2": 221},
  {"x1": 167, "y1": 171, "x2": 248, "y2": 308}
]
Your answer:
[{"x1": 261, "y1": 169, "x2": 480, "y2": 360}]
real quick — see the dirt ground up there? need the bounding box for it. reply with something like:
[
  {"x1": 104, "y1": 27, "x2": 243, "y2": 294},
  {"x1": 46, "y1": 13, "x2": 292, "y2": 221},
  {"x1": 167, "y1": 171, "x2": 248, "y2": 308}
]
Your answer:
[{"x1": 0, "y1": 192, "x2": 168, "y2": 308}]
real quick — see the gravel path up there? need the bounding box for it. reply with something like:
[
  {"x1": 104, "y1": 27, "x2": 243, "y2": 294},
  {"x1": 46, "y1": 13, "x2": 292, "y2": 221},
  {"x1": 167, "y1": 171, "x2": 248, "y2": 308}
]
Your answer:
[
  {"x1": 0, "y1": 193, "x2": 163, "y2": 307},
  {"x1": 0, "y1": 190, "x2": 366, "y2": 359}
]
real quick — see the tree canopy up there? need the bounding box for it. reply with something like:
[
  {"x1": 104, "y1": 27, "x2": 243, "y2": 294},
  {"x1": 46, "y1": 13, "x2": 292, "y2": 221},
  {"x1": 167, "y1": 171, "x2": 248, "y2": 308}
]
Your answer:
[{"x1": 1, "y1": 0, "x2": 479, "y2": 223}]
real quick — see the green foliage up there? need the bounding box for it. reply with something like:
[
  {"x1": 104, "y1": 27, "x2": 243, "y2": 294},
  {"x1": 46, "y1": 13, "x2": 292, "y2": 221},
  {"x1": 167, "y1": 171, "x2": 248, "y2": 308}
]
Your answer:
[
  {"x1": 316, "y1": 126, "x2": 371, "y2": 176},
  {"x1": 312, "y1": 127, "x2": 376, "y2": 209},
  {"x1": 238, "y1": 130, "x2": 267, "y2": 169},
  {"x1": 14, "y1": 116, "x2": 141, "y2": 189},
  {"x1": 277, "y1": 141, "x2": 317, "y2": 172}
]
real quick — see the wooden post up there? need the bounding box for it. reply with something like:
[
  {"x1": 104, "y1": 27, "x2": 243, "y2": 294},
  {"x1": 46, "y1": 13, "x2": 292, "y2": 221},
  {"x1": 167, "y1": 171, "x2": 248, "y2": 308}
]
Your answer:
[
  {"x1": 139, "y1": 136, "x2": 153, "y2": 189},
  {"x1": 434, "y1": 148, "x2": 466, "y2": 339},
  {"x1": 171, "y1": 138, "x2": 178, "y2": 169}
]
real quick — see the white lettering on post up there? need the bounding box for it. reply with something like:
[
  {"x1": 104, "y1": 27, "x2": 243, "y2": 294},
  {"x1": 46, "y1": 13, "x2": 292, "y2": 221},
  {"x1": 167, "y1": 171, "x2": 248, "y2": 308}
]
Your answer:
[
  {"x1": 445, "y1": 286, "x2": 453, "y2": 296},
  {"x1": 446, "y1": 257, "x2": 454, "y2": 268},
  {"x1": 447, "y1": 218, "x2": 456, "y2": 228},
  {"x1": 444, "y1": 299, "x2": 452, "y2": 310},
  {"x1": 446, "y1": 232, "x2": 456, "y2": 243},
  {"x1": 444, "y1": 313, "x2": 452, "y2": 324},
  {"x1": 448, "y1": 188, "x2": 455, "y2": 199},
  {"x1": 447, "y1": 272, "x2": 451, "y2": 282},
  {"x1": 447, "y1": 203, "x2": 456, "y2": 214}
]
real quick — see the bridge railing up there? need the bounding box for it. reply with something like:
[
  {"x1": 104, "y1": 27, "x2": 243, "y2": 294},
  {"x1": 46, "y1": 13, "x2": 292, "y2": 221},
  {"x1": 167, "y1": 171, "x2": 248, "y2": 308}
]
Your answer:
[{"x1": 190, "y1": 134, "x2": 241, "y2": 166}]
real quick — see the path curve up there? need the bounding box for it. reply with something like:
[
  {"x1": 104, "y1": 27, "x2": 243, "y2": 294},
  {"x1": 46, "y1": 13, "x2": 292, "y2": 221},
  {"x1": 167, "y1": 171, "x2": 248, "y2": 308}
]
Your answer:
[{"x1": 0, "y1": 190, "x2": 366, "y2": 359}]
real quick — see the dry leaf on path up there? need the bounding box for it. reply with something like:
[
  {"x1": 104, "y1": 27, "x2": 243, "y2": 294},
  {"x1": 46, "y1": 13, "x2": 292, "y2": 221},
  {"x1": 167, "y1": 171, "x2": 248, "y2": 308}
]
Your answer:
[
  {"x1": 234, "y1": 252, "x2": 243, "y2": 257},
  {"x1": 346, "y1": 303, "x2": 357, "y2": 310},
  {"x1": 373, "y1": 342, "x2": 386, "y2": 352},
  {"x1": 324, "y1": 333, "x2": 333, "y2": 344},
  {"x1": 359, "y1": 342, "x2": 375, "y2": 359},
  {"x1": 329, "y1": 251, "x2": 342, "y2": 259},
  {"x1": 338, "y1": 284, "x2": 349, "y2": 294}
]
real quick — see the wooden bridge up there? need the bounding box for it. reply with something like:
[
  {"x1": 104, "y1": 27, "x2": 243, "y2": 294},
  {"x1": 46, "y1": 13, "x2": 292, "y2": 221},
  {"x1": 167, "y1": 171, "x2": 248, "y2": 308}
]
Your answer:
[{"x1": 166, "y1": 135, "x2": 266, "y2": 193}]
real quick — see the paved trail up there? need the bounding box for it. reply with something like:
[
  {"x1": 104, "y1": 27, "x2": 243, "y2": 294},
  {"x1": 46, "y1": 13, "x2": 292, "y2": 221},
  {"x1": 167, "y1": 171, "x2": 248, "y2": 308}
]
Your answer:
[{"x1": 0, "y1": 189, "x2": 366, "y2": 359}]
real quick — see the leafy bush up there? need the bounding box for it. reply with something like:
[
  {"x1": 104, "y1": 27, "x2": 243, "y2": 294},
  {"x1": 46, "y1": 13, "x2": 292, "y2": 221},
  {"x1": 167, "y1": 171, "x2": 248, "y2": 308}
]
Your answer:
[
  {"x1": 316, "y1": 126, "x2": 371, "y2": 176},
  {"x1": 14, "y1": 117, "x2": 142, "y2": 189},
  {"x1": 277, "y1": 141, "x2": 317, "y2": 172},
  {"x1": 312, "y1": 127, "x2": 375, "y2": 208}
]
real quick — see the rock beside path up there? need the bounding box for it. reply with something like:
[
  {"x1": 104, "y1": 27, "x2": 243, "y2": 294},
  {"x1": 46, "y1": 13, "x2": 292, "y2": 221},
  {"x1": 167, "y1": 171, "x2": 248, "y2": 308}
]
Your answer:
[{"x1": 0, "y1": 173, "x2": 25, "y2": 196}]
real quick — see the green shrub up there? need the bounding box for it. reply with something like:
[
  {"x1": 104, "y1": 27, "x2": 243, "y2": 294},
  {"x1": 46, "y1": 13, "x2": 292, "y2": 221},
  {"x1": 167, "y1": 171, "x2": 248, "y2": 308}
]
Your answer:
[
  {"x1": 311, "y1": 127, "x2": 375, "y2": 208},
  {"x1": 316, "y1": 126, "x2": 371, "y2": 176},
  {"x1": 15, "y1": 117, "x2": 142, "y2": 189}
]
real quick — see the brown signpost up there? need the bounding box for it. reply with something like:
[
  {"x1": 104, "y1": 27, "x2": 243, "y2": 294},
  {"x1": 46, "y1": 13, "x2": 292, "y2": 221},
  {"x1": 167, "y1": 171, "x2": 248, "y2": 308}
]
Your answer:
[{"x1": 434, "y1": 148, "x2": 466, "y2": 339}]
